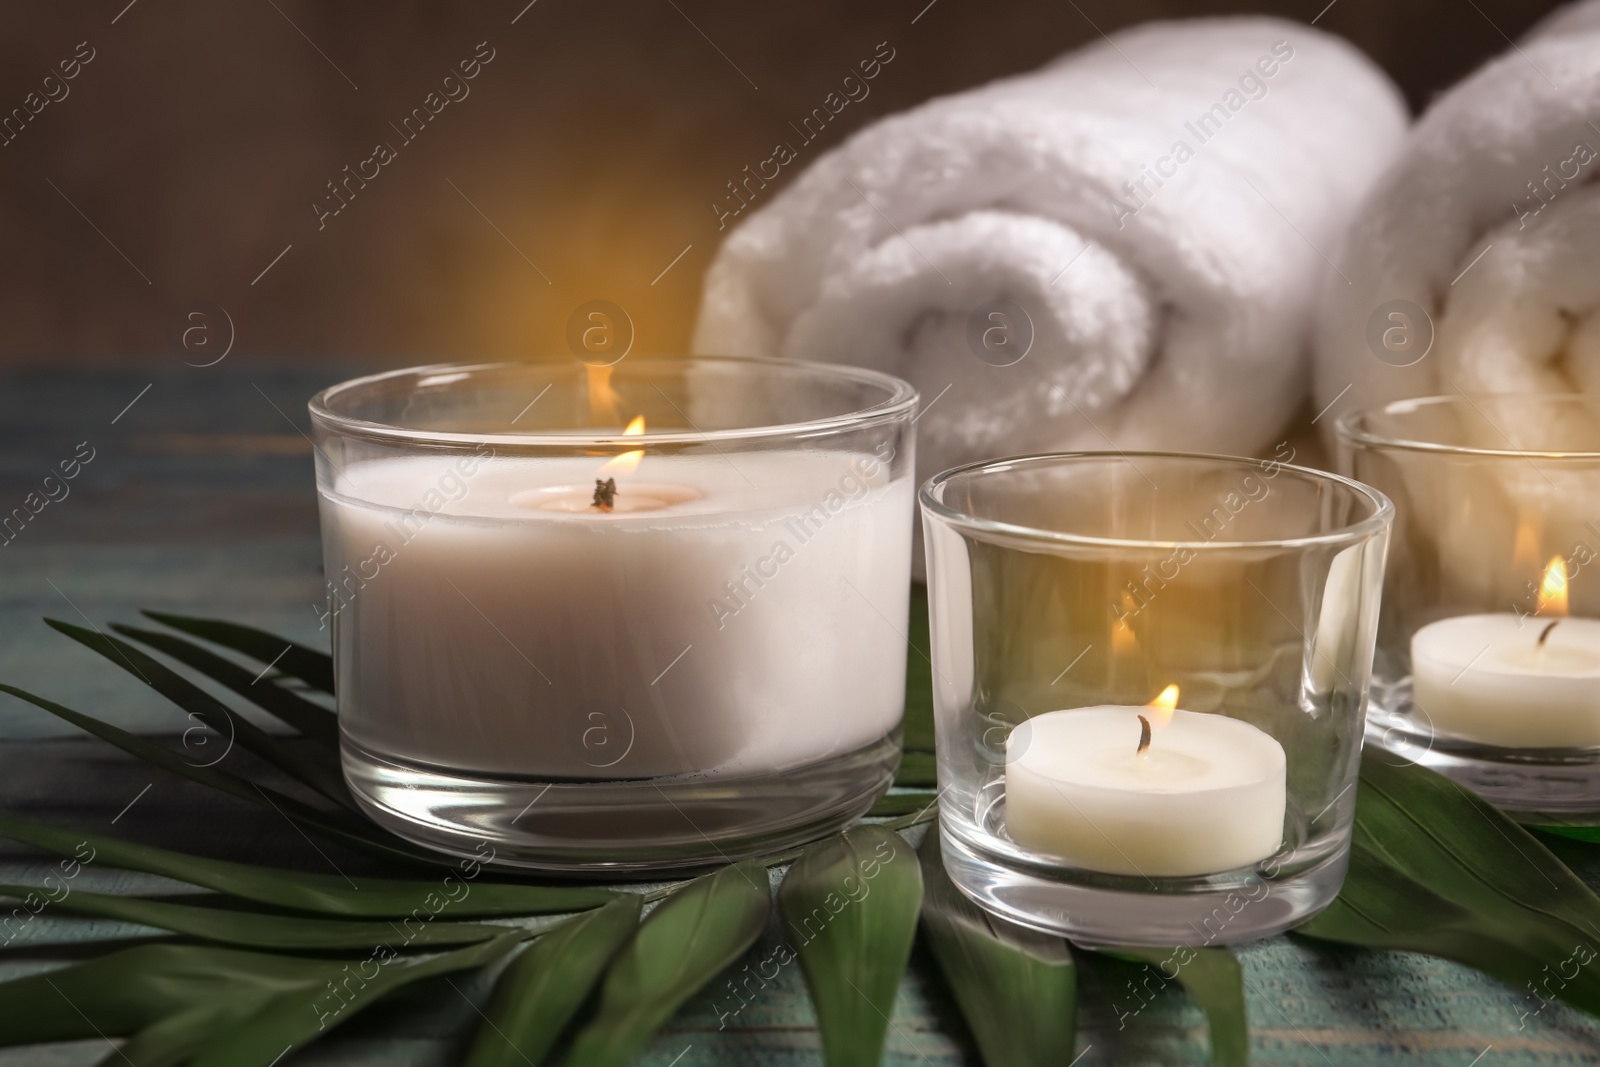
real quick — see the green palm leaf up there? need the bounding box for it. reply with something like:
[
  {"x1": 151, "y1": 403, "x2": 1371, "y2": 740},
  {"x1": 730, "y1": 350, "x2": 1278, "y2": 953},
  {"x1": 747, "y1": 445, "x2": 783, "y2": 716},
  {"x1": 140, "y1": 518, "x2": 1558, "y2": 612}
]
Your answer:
[
  {"x1": 109, "y1": 999, "x2": 276, "y2": 1067},
  {"x1": 903, "y1": 583, "x2": 934, "y2": 753},
  {"x1": 1097, "y1": 946, "x2": 1247, "y2": 1067},
  {"x1": 893, "y1": 751, "x2": 936, "y2": 788},
  {"x1": 43, "y1": 619, "x2": 350, "y2": 807},
  {"x1": 465, "y1": 894, "x2": 643, "y2": 1066},
  {"x1": 778, "y1": 826, "x2": 922, "y2": 1067},
  {"x1": 0, "y1": 883, "x2": 520, "y2": 950},
  {"x1": 565, "y1": 860, "x2": 772, "y2": 1067},
  {"x1": 866, "y1": 791, "x2": 939, "y2": 818},
  {"x1": 0, "y1": 811, "x2": 617, "y2": 918},
  {"x1": 0, "y1": 684, "x2": 436, "y2": 868},
  {"x1": 916, "y1": 830, "x2": 1078, "y2": 1067},
  {"x1": 112, "y1": 623, "x2": 339, "y2": 747},
  {"x1": 1295, "y1": 755, "x2": 1600, "y2": 1016},
  {"x1": 143, "y1": 611, "x2": 335, "y2": 693},
  {"x1": 0, "y1": 944, "x2": 341, "y2": 1045},
  {"x1": 186, "y1": 934, "x2": 527, "y2": 1067},
  {"x1": 1532, "y1": 824, "x2": 1600, "y2": 844}
]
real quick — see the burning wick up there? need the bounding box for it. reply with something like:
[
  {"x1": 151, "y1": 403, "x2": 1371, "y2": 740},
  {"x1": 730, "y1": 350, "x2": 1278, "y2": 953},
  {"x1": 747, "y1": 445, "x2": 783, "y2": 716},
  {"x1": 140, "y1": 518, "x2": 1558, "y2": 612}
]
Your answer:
[
  {"x1": 594, "y1": 416, "x2": 642, "y2": 511},
  {"x1": 1136, "y1": 684, "x2": 1176, "y2": 757},
  {"x1": 1538, "y1": 618, "x2": 1561, "y2": 649}
]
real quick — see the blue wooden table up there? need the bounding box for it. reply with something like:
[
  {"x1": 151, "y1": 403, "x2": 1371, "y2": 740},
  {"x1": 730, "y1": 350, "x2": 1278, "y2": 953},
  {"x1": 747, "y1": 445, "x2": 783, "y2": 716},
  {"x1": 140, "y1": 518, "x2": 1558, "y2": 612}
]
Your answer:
[{"x1": 1, "y1": 363, "x2": 1597, "y2": 1064}]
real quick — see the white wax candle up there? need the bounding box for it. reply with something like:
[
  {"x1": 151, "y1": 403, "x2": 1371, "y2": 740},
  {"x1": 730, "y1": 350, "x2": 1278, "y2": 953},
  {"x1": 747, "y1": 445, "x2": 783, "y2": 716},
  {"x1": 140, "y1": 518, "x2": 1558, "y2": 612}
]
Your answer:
[
  {"x1": 1005, "y1": 707, "x2": 1286, "y2": 877},
  {"x1": 321, "y1": 450, "x2": 912, "y2": 779},
  {"x1": 1410, "y1": 614, "x2": 1600, "y2": 748}
]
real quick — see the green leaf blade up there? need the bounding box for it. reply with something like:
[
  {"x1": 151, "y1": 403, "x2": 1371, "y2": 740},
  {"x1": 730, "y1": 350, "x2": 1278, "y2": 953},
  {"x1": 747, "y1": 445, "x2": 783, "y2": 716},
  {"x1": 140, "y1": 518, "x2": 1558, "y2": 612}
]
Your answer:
[
  {"x1": 866, "y1": 791, "x2": 938, "y2": 818},
  {"x1": 566, "y1": 859, "x2": 771, "y2": 1067},
  {"x1": 1533, "y1": 825, "x2": 1600, "y2": 844},
  {"x1": 0, "y1": 883, "x2": 515, "y2": 950},
  {"x1": 1100, "y1": 945, "x2": 1247, "y2": 1067},
  {"x1": 188, "y1": 933, "x2": 526, "y2": 1067},
  {"x1": 778, "y1": 826, "x2": 921, "y2": 1067},
  {"x1": 0, "y1": 944, "x2": 340, "y2": 1046},
  {"x1": 916, "y1": 831, "x2": 1077, "y2": 1067},
  {"x1": 894, "y1": 751, "x2": 936, "y2": 788},
  {"x1": 465, "y1": 895, "x2": 643, "y2": 1067},
  {"x1": 0, "y1": 812, "x2": 618, "y2": 918},
  {"x1": 0, "y1": 686, "x2": 436, "y2": 868},
  {"x1": 110, "y1": 1000, "x2": 276, "y2": 1067},
  {"x1": 143, "y1": 611, "x2": 335, "y2": 694},
  {"x1": 42, "y1": 619, "x2": 351, "y2": 809},
  {"x1": 903, "y1": 582, "x2": 934, "y2": 753},
  {"x1": 112, "y1": 624, "x2": 339, "y2": 747},
  {"x1": 1295, "y1": 754, "x2": 1600, "y2": 1019}
]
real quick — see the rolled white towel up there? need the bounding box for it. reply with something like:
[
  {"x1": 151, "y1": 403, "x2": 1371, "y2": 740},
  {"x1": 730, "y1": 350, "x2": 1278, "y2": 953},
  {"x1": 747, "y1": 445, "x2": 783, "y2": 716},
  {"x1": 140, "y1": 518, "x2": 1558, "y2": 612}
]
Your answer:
[
  {"x1": 1526, "y1": 0, "x2": 1600, "y2": 42},
  {"x1": 1314, "y1": 0, "x2": 1600, "y2": 444},
  {"x1": 693, "y1": 17, "x2": 1407, "y2": 487}
]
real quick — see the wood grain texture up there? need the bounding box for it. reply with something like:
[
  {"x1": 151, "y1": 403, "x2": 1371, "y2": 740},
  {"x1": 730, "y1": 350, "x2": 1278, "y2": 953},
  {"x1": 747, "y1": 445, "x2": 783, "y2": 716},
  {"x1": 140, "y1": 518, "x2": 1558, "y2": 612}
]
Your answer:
[{"x1": 1, "y1": 368, "x2": 1598, "y2": 1063}]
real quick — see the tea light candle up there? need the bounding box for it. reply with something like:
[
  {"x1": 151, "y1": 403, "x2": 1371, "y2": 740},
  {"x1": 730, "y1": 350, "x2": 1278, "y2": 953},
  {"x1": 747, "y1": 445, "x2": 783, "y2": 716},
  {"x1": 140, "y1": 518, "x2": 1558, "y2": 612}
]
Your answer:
[
  {"x1": 1410, "y1": 559, "x2": 1600, "y2": 747},
  {"x1": 322, "y1": 437, "x2": 912, "y2": 781},
  {"x1": 1005, "y1": 687, "x2": 1286, "y2": 877}
]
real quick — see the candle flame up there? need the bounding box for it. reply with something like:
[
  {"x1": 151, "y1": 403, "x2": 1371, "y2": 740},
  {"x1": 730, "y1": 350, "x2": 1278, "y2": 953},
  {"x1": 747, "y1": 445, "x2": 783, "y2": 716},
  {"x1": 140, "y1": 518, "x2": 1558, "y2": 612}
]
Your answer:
[
  {"x1": 599, "y1": 415, "x2": 646, "y2": 476},
  {"x1": 1537, "y1": 555, "x2": 1569, "y2": 617},
  {"x1": 1146, "y1": 684, "x2": 1179, "y2": 730}
]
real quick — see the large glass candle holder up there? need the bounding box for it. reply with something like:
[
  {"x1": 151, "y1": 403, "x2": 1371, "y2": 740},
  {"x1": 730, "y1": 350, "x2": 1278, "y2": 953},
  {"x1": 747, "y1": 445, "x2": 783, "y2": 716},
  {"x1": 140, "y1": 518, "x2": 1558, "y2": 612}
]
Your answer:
[
  {"x1": 1338, "y1": 395, "x2": 1600, "y2": 816},
  {"x1": 920, "y1": 452, "x2": 1391, "y2": 945},
  {"x1": 309, "y1": 357, "x2": 917, "y2": 873}
]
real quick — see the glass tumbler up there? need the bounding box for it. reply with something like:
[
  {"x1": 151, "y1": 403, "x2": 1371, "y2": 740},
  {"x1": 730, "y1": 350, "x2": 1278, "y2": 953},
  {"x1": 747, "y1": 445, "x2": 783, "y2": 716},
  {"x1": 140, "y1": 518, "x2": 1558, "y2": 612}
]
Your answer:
[
  {"x1": 920, "y1": 452, "x2": 1391, "y2": 945},
  {"x1": 310, "y1": 356, "x2": 917, "y2": 873},
  {"x1": 1338, "y1": 395, "x2": 1600, "y2": 816}
]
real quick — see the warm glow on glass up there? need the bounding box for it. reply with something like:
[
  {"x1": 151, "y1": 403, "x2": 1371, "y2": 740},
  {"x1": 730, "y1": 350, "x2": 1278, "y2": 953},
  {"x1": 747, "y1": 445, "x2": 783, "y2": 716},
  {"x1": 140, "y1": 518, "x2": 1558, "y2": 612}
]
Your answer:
[
  {"x1": 586, "y1": 364, "x2": 622, "y2": 424},
  {"x1": 1112, "y1": 595, "x2": 1138, "y2": 655},
  {"x1": 1512, "y1": 517, "x2": 1542, "y2": 572}
]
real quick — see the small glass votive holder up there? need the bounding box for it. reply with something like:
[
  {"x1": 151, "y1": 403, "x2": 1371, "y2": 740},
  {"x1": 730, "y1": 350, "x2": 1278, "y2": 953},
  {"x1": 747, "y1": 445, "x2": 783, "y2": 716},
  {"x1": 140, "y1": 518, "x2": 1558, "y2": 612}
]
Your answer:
[
  {"x1": 919, "y1": 452, "x2": 1391, "y2": 945},
  {"x1": 309, "y1": 356, "x2": 917, "y2": 873},
  {"x1": 1337, "y1": 395, "x2": 1600, "y2": 817}
]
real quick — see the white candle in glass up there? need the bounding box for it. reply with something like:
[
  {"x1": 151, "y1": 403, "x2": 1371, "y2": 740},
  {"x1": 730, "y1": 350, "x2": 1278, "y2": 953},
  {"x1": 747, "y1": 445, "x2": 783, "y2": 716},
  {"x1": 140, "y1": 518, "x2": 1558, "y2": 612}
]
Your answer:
[
  {"x1": 1005, "y1": 687, "x2": 1286, "y2": 877},
  {"x1": 321, "y1": 436, "x2": 912, "y2": 780},
  {"x1": 1411, "y1": 559, "x2": 1600, "y2": 747}
]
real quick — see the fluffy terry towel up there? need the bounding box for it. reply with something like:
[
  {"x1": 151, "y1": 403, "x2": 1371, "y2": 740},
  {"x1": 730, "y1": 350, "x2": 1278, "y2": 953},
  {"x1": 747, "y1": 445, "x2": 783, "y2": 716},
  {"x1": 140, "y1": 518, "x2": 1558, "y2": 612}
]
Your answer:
[
  {"x1": 693, "y1": 18, "x2": 1407, "y2": 485},
  {"x1": 1314, "y1": 0, "x2": 1600, "y2": 436}
]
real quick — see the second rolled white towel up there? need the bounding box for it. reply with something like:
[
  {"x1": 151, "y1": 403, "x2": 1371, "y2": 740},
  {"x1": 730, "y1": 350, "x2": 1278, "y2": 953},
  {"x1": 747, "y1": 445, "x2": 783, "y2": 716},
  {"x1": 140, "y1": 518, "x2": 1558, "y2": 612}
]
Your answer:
[
  {"x1": 693, "y1": 17, "x2": 1407, "y2": 485},
  {"x1": 1314, "y1": 0, "x2": 1600, "y2": 443}
]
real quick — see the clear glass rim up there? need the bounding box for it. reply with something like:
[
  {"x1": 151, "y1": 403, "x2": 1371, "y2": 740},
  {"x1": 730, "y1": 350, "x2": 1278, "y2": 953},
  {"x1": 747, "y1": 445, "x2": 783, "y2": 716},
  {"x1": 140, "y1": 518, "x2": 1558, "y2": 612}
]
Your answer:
[
  {"x1": 308, "y1": 355, "x2": 919, "y2": 448},
  {"x1": 1333, "y1": 393, "x2": 1600, "y2": 460},
  {"x1": 919, "y1": 450, "x2": 1394, "y2": 552}
]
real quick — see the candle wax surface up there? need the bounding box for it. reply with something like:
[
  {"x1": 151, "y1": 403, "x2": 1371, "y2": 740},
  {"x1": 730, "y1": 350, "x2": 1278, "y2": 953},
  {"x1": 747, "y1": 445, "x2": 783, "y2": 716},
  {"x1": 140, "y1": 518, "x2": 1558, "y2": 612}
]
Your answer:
[
  {"x1": 321, "y1": 450, "x2": 912, "y2": 780},
  {"x1": 520, "y1": 483, "x2": 702, "y2": 512},
  {"x1": 1005, "y1": 707, "x2": 1287, "y2": 878},
  {"x1": 1410, "y1": 614, "x2": 1600, "y2": 748}
]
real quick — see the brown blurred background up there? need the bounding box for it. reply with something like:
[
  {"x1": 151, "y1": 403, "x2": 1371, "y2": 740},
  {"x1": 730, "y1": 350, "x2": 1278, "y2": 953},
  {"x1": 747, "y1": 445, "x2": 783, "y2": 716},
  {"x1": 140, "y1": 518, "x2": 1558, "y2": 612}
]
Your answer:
[{"x1": 0, "y1": 0, "x2": 1564, "y2": 368}]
